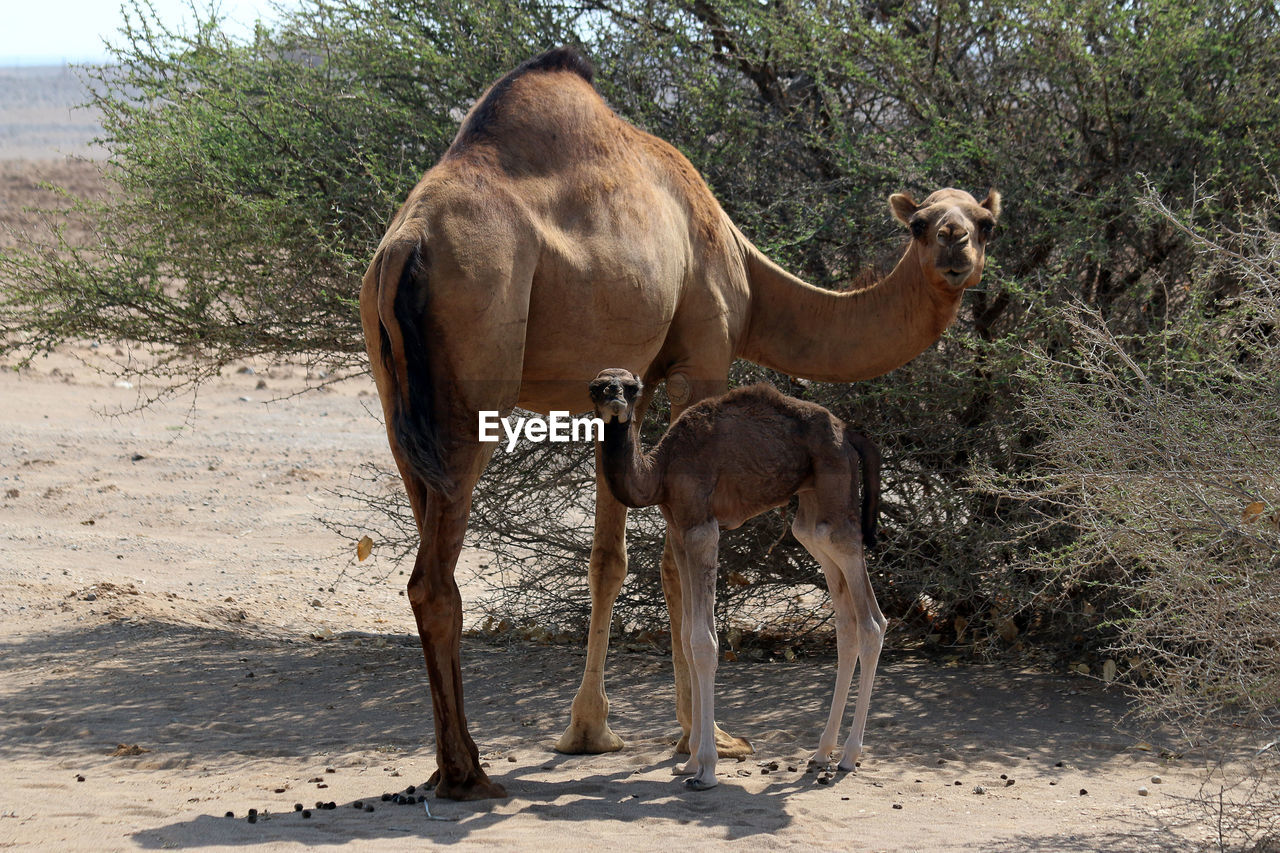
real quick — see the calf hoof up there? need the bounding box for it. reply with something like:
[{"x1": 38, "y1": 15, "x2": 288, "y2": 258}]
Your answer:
[
  {"x1": 810, "y1": 748, "x2": 834, "y2": 767},
  {"x1": 683, "y1": 776, "x2": 717, "y2": 791}
]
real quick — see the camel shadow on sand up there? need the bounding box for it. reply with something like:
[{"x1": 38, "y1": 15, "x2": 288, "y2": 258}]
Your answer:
[{"x1": 0, "y1": 613, "x2": 1196, "y2": 849}]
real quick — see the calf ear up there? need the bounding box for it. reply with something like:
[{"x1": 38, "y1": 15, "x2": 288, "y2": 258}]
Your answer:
[
  {"x1": 889, "y1": 193, "x2": 918, "y2": 226},
  {"x1": 981, "y1": 189, "x2": 1002, "y2": 221}
]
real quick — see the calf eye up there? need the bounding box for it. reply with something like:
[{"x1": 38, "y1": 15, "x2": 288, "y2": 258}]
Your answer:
[
  {"x1": 910, "y1": 218, "x2": 928, "y2": 239},
  {"x1": 979, "y1": 220, "x2": 994, "y2": 239}
]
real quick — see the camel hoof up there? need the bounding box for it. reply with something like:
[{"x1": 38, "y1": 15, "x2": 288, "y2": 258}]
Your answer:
[
  {"x1": 837, "y1": 759, "x2": 858, "y2": 773},
  {"x1": 675, "y1": 725, "x2": 753, "y2": 758},
  {"x1": 554, "y1": 721, "x2": 625, "y2": 755},
  {"x1": 433, "y1": 774, "x2": 508, "y2": 801},
  {"x1": 683, "y1": 777, "x2": 717, "y2": 791}
]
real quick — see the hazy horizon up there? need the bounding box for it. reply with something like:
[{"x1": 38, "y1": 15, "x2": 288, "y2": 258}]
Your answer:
[{"x1": 1, "y1": 0, "x2": 296, "y2": 69}]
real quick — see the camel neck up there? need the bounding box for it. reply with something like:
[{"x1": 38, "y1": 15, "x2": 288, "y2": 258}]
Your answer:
[
  {"x1": 735, "y1": 236, "x2": 961, "y2": 382},
  {"x1": 598, "y1": 419, "x2": 662, "y2": 509}
]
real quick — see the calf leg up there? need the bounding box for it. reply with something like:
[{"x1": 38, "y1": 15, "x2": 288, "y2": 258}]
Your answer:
[
  {"x1": 834, "y1": 531, "x2": 885, "y2": 770},
  {"x1": 673, "y1": 521, "x2": 721, "y2": 790}
]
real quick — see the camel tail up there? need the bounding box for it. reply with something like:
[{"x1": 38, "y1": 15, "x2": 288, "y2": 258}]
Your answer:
[
  {"x1": 371, "y1": 237, "x2": 454, "y2": 494},
  {"x1": 846, "y1": 429, "x2": 881, "y2": 550}
]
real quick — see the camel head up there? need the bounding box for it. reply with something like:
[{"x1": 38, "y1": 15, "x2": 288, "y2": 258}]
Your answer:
[
  {"x1": 589, "y1": 368, "x2": 642, "y2": 424},
  {"x1": 889, "y1": 188, "x2": 1001, "y2": 293}
]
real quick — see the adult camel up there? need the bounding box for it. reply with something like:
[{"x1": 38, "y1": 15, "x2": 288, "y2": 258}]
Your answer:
[{"x1": 360, "y1": 46, "x2": 1000, "y2": 800}]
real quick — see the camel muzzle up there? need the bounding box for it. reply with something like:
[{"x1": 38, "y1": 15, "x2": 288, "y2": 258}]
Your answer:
[{"x1": 600, "y1": 398, "x2": 630, "y2": 423}]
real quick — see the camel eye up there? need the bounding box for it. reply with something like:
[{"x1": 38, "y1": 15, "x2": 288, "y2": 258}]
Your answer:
[
  {"x1": 978, "y1": 219, "x2": 994, "y2": 240},
  {"x1": 910, "y1": 217, "x2": 928, "y2": 239}
]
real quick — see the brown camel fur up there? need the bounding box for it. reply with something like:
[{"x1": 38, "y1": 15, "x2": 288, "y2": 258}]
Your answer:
[
  {"x1": 360, "y1": 46, "x2": 1001, "y2": 800},
  {"x1": 588, "y1": 368, "x2": 883, "y2": 790}
]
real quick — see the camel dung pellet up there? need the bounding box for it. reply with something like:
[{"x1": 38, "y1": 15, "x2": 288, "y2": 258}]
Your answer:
[
  {"x1": 1005, "y1": 778, "x2": 1016, "y2": 787},
  {"x1": 1138, "y1": 786, "x2": 1149, "y2": 796},
  {"x1": 1151, "y1": 775, "x2": 1163, "y2": 784},
  {"x1": 248, "y1": 808, "x2": 258, "y2": 816},
  {"x1": 273, "y1": 787, "x2": 284, "y2": 793},
  {"x1": 973, "y1": 785, "x2": 986, "y2": 795},
  {"x1": 294, "y1": 803, "x2": 303, "y2": 812},
  {"x1": 224, "y1": 811, "x2": 234, "y2": 818},
  {"x1": 247, "y1": 814, "x2": 257, "y2": 824},
  {"x1": 76, "y1": 774, "x2": 85, "y2": 782},
  {"x1": 315, "y1": 801, "x2": 324, "y2": 808},
  {"x1": 1079, "y1": 788, "x2": 1088, "y2": 796},
  {"x1": 316, "y1": 783, "x2": 328, "y2": 789},
  {"x1": 1050, "y1": 780, "x2": 1058, "y2": 786},
  {"x1": 308, "y1": 776, "x2": 323, "y2": 783},
  {"x1": 788, "y1": 766, "x2": 798, "y2": 772},
  {"x1": 381, "y1": 793, "x2": 392, "y2": 801},
  {"x1": 364, "y1": 804, "x2": 375, "y2": 812},
  {"x1": 999, "y1": 774, "x2": 1008, "y2": 780},
  {"x1": 817, "y1": 775, "x2": 831, "y2": 785},
  {"x1": 353, "y1": 801, "x2": 364, "y2": 809},
  {"x1": 892, "y1": 803, "x2": 903, "y2": 809},
  {"x1": 326, "y1": 767, "x2": 335, "y2": 774},
  {"x1": 954, "y1": 780, "x2": 962, "y2": 786},
  {"x1": 301, "y1": 810, "x2": 311, "y2": 818},
  {"x1": 1055, "y1": 761, "x2": 1064, "y2": 767},
  {"x1": 325, "y1": 802, "x2": 337, "y2": 810},
  {"x1": 405, "y1": 785, "x2": 416, "y2": 794}
]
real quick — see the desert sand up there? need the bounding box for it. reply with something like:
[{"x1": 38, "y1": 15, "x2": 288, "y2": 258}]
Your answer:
[{"x1": 0, "y1": 71, "x2": 1237, "y2": 851}]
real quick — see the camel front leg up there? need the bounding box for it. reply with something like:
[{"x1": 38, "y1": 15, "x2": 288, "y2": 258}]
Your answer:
[
  {"x1": 663, "y1": 533, "x2": 754, "y2": 758},
  {"x1": 674, "y1": 522, "x2": 720, "y2": 790},
  {"x1": 554, "y1": 459, "x2": 628, "y2": 754}
]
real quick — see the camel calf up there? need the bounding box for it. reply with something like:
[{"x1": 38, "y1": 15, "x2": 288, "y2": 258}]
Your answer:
[{"x1": 588, "y1": 368, "x2": 884, "y2": 790}]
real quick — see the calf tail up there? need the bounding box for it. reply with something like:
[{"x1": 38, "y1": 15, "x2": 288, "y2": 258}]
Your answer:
[{"x1": 846, "y1": 430, "x2": 881, "y2": 550}]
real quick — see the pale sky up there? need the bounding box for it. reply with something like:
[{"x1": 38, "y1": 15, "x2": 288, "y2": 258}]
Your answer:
[{"x1": 0, "y1": 0, "x2": 298, "y2": 66}]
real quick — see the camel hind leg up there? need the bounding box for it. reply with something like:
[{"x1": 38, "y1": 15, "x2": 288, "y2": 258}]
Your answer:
[
  {"x1": 793, "y1": 493, "x2": 886, "y2": 771},
  {"x1": 833, "y1": 532, "x2": 885, "y2": 771},
  {"x1": 398, "y1": 439, "x2": 509, "y2": 800}
]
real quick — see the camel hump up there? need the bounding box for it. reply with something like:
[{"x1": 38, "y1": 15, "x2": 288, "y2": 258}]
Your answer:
[
  {"x1": 455, "y1": 46, "x2": 598, "y2": 146},
  {"x1": 516, "y1": 45, "x2": 595, "y2": 83}
]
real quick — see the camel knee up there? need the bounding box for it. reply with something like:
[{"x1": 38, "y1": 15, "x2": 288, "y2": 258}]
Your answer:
[
  {"x1": 684, "y1": 623, "x2": 719, "y2": 669},
  {"x1": 857, "y1": 616, "x2": 886, "y2": 656},
  {"x1": 588, "y1": 546, "x2": 628, "y2": 596}
]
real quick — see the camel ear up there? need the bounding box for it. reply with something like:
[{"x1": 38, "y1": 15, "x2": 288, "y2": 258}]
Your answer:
[
  {"x1": 981, "y1": 189, "x2": 1002, "y2": 221},
  {"x1": 889, "y1": 193, "x2": 918, "y2": 226}
]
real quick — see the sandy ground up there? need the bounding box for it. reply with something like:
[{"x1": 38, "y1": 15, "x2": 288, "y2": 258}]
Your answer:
[
  {"x1": 0, "y1": 81, "x2": 1247, "y2": 850},
  {"x1": 1, "y1": 331, "x2": 1244, "y2": 853}
]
